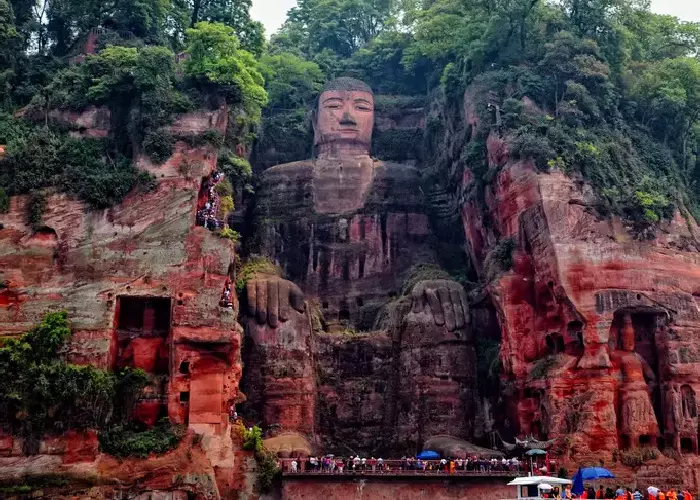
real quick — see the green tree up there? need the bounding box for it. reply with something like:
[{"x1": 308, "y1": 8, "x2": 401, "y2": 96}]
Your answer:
[
  {"x1": 631, "y1": 56, "x2": 700, "y2": 169},
  {"x1": 188, "y1": 0, "x2": 264, "y2": 55},
  {"x1": 0, "y1": 0, "x2": 19, "y2": 107},
  {"x1": 259, "y1": 52, "x2": 324, "y2": 109},
  {"x1": 184, "y1": 21, "x2": 267, "y2": 120},
  {"x1": 279, "y1": 0, "x2": 397, "y2": 58}
]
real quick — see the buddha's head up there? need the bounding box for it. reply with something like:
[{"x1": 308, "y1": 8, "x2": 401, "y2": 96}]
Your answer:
[{"x1": 313, "y1": 77, "x2": 374, "y2": 158}]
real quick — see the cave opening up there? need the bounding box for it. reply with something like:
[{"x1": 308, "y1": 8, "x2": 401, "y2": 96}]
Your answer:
[
  {"x1": 472, "y1": 294, "x2": 510, "y2": 442},
  {"x1": 565, "y1": 320, "x2": 585, "y2": 356},
  {"x1": 681, "y1": 437, "x2": 694, "y2": 453},
  {"x1": 339, "y1": 300, "x2": 350, "y2": 323},
  {"x1": 657, "y1": 436, "x2": 666, "y2": 450},
  {"x1": 681, "y1": 385, "x2": 697, "y2": 419},
  {"x1": 114, "y1": 295, "x2": 172, "y2": 426},
  {"x1": 619, "y1": 434, "x2": 631, "y2": 450},
  {"x1": 545, "y1": 333, "x2": 565, "y2": 355},
  {"x1": 117, "y1": 296, "x2": 171, "y2": 334},
  {"x1": 639, "y1": 434, "x2": 653, "y2": 447},
  {"x1": 114, "y1": 296, "x2": 172, "y2": 425}
]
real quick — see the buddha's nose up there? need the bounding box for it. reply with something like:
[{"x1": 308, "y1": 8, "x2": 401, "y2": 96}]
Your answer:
[{"x1": 339, "y1": 111, "x2": 357, "y2": 125}]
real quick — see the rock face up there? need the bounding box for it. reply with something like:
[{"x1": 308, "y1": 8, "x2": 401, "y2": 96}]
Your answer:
[
  {"x1": 6, "y1": 75, "x2": 700, "y2": 497},
  {"x1": 0, "y1": 107, "x2": 243, "y2": 497},
  {"x1": 460, "y1": 85, "x2": 700, "y2": 483}
]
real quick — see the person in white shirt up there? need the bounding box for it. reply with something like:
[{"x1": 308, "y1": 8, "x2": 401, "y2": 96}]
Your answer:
[
  {"x1": 353, "y1": 455, "x2": 360, "y2": 470},
  {"x1": 377, "y1": 457, "x2": 384, "y2": 472},
  {"x1": 291, "y1": 459, "x2": 298, "y2": 473}
]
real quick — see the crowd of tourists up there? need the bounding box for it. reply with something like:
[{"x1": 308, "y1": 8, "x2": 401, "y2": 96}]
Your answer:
[
  {"x1": 196, "y1": 171, "x2": 225, "y2": 231},
  {"x1": 545, "y1": 485, "x2": 693, "y2": 500},
  {"x1": 282, "y1": 455, "x2": 522, "y2": 474}
]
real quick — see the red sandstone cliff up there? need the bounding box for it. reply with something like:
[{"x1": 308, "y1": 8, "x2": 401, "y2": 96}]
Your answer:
[
  {"x1": 461, "y1": 87, "x2": 700, "y2": 488},
  {"x1": 0, "y1": 107, "x2": 251, "y2": 498}
]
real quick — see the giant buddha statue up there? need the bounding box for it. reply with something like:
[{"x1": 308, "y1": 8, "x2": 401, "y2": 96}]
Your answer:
[{"x1": 241, "y1": 77, "x2": 476, "y2": 452}]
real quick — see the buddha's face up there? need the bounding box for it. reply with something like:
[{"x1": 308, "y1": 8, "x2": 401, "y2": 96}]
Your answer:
[{"x1": 314, "y1": 90, "x2": 374, "y2": 153}]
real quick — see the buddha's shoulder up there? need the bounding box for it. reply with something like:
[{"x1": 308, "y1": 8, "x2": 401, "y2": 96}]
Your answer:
[
  {"x1": 372, "y1": 159, "x2": 422, "y2": 181},
  {"x1": 261, "y1": 160, "x2": 315, "y2": 182}
]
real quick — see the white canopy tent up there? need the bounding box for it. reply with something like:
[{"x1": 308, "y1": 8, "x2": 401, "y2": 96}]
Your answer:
[{"x1": 506, "y1": 476, "x2": 573, "y2": 500}]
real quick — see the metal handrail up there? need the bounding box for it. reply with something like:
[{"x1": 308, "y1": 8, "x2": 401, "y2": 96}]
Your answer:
[{"x1": 279, "y1": 458, "x2": 526, "y2": 476}]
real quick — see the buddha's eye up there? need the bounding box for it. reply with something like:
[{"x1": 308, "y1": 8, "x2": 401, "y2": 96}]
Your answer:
[{"x1": 356, "y1": 104, "x2": 372, "y2": 112}]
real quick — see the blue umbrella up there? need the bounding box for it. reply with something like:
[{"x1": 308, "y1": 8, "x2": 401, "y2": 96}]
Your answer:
[
  {"x1": 576, "y1": 467, "x2": 615, "y2": 480},
  {"x1": 572, "y1": 467, "x2": 615, "y2": 496},
  {"x1": 572, "y1": 471, "x2": 585, "y2": 496},
  {"x1": 416, "y1": 450, "x2": 440, "y2": 460}
]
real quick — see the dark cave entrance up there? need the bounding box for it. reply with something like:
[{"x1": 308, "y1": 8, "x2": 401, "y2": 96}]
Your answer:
[
  {"x1": 681, "y1": 437, "x2": 695, "y2": 454},
  {"x1": 545, "y1": 333, "x2": 565, "y2": 355},
  {"x1": 117, "y1": 296, "x2": 171, "y2": 335},
  {"x1": 565, "y1": 320, "x2": 585, "y2": 356}
]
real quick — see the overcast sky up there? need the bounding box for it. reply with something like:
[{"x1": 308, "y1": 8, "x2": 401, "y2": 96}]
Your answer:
[{"x1": 251, "y1": 0, "x2": 700, "y2": 38}]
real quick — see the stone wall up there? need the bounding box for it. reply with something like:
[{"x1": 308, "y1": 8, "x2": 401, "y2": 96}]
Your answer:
[{"x1": 281, "y1": 476, "x2": 514, "y2": 500}]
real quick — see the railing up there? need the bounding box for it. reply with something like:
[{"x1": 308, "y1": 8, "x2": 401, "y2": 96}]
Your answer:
[{"x1": 280, "y1": 459, "x2": 526, "y2": 477}]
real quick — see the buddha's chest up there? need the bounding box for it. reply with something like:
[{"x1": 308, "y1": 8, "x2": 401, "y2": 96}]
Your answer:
[{"x1": 311, "y1": 158, "x2": 375, "y2": 214}]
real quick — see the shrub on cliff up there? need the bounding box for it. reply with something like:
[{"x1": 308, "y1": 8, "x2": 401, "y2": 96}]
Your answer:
[
  {"x1": 483, "y1": 238, "x2": 516, "y2": 282},
  {"x1": 242, "y1": 424, "x2": 263, "y2": 452},
  {"x1": 0, "y1": 115, "x2": 142, "y2": 209},
  {"x1": 256, "y1": 449, "x2": 281, "y2": 493},
  {"x1": 0, "y1": 312, "x2": 149, "y2": 453},
  {"x1": 142, "y1": 130, "x2": 175, "y2": 165},
  {"x1": 217, "y1": 152, "x2": 252, "y2": 191},
  {"x1": 98, "y1": 418, "x2": 186, "y2": 458}
]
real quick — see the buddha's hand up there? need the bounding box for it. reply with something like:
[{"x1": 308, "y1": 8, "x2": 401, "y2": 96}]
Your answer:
[
  {"x1": 245, "y1": 277, "x2": 305, "y2": 328},
  {"x1": 410, "y1": 279, "x2": 469, "y2": 331}
]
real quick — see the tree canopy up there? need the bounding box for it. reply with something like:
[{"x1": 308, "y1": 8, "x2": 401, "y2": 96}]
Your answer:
[{"x1": 1, "y1": 0, "x2": 700, "y2": 226}]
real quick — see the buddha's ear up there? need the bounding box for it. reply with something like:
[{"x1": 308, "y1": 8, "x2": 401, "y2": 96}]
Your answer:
[{"x1": 311, "y1": 108, "x2": 320, "y2": 145}]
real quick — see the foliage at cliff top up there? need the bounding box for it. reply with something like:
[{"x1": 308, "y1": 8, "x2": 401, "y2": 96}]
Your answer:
[
  {"x1": 0, "y1": 311, "x2": 149, "y2": 453},
  {"x1": 3, "y1": 0, "x2": 700, "y2": 226},
  {"x1": 0, "y1": 0, "x2": 267, "y2": 207},
  {"x1": 184, "y1": 22, "x2": 267, "y2": 121}
]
